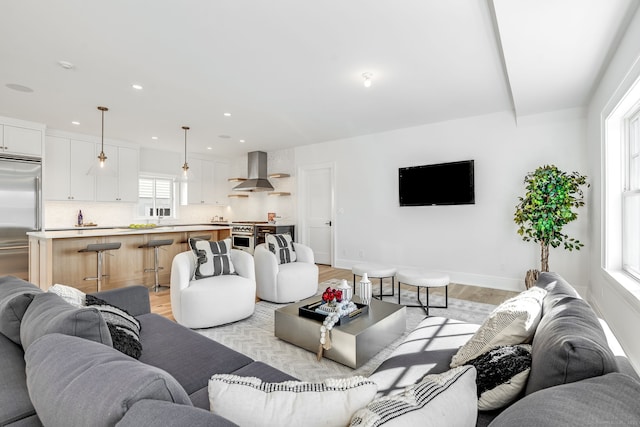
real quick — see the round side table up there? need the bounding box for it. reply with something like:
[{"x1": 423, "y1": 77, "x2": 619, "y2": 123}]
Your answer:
[
  {"x1": 352, "y1": 263, "x2": 397, "y2": 299},
  {"x1": 396, "y1": 270, "x2": 449, "y2": 315}
]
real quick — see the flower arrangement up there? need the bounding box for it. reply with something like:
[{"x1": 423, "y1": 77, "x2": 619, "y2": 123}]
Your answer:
[{"x1": 322, "y1": 287, "x2": 343, "y2": 304}]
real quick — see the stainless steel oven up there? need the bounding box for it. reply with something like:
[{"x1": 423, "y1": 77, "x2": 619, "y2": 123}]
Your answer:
[{"x1": 230, "y1": 224, "x2": 256, "y2": 254}]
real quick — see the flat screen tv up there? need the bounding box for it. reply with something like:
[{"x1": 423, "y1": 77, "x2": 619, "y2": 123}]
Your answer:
[{"x1": 399, "y1": 160, "x2": 475, "y2": 206}]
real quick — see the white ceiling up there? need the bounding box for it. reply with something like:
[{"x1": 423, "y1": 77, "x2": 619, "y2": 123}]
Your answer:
[{"x1": 0, "y1": 0, "x2": 637, "y2": 157}]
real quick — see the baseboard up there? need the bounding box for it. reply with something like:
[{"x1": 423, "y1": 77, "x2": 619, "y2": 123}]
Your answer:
[{"x1": 334, "y1": 259, "x2": 525, "y2": 292}]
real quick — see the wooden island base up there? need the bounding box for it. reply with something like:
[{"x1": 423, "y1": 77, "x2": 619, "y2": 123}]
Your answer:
[{"x1": 28, "y1": 226, "x2": 231, "y2": 293}]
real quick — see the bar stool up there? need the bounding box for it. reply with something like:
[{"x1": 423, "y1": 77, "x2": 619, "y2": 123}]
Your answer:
[
  {"x1": 352, "y1": 263, "x2": 397, "y2": 299},
  {"x1": 138, "y1": 239, "x2": 174, "y2": 292},
  {"x1": 78, "y1": 242, "x2": 122, "y2": 292}
]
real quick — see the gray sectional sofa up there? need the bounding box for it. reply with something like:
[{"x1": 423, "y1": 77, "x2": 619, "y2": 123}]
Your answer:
[
  {"x1": 1, "y1": 272, "x2": 639, "y2": 426},
  {"x1": 370, "y1": 272, "x2": 640, "y2": 426},
  {"x1": 0, "y1": 276, "x2": 294, "y2": 426}
]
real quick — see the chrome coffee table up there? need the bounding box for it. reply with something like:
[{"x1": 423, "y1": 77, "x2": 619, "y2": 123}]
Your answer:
[{"x1": 274, "y1": 296, "x2": 406, "y2": 368}]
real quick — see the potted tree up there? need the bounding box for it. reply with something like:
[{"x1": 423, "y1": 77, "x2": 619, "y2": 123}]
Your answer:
[{"x1": 514, "y1": 165, "x2": 589, "y2": 288}]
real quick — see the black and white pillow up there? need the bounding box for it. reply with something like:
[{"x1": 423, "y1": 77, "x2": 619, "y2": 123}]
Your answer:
[
  {"x1": 189, "y1": 238, "x2": 235, "y2": 279},
  {"x1": 349, "y1": 366, "x2": 478, "y2": 426},
  {"x1": 85, "y1": 295, "x2": 142, "y2": 359},
  {"x1": 464, "y1": 344, "x2": 532, "y2": 411},
  {"x1": 265, "y1": 233, "x2": 296, "y2": 264},
  {"x1": 209, "y1": 375, "x2": 377, "y2": 427}
]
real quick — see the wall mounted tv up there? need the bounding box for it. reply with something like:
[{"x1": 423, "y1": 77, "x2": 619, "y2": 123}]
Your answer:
[{"x1": 399, "y1": 160, "x2": 475, "y2": 206}]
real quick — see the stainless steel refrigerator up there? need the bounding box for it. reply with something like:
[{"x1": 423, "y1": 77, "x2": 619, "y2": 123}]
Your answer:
[{"x1": 0, "y1": 154, "x2": 42, "y2": 280}]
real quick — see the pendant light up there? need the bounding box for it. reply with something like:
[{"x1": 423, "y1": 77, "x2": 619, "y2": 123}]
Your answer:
[
  {"x1": 181, "y1": 126, "x2": 190, "y2": 177},
  {"x1": 178, "y1": 126, "x2": 191, "y2": 206},
  {"x1": 97, "y1": 106, "x2": 109, "y2": 168}
]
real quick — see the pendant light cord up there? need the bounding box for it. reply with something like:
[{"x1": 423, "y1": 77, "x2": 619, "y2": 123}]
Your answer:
[{"x1": 182, "y1": 126, "x2": 190, "y2": 174}]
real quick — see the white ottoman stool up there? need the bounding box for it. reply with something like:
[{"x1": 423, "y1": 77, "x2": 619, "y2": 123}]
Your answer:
[
  {"x1": 352, "y1": 263, "x2": 397, "y2": 299},
  {"x1": 396, "y1": 270, "x2": 449, "y2": 316}
]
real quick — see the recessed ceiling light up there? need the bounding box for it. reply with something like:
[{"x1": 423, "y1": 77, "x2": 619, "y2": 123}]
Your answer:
[
  {"x1": 5, "y1": 83, "x2": 34, "y2": 93},
  {"x1": 132, "y1": 84, "x2": 143, "y2": 90},
  {"x1": 151, "y1": 136, "x2": 158, "y2": 140},
  {"x1": 223, "y1": 112, "x2": 231, "y2": 117},
  {"x1": 218, "y1": 134, "x2": 231, "y2": 139},
  {"x1": 57, "y1": 60, "x2": 74, "y2": 70},
  {"x1": 239, "y1": 139, "x2": 246, "y2": 143},
  {"x1": 207, "y1": 146, "x2": 213, "y2": 150},
  {"x1": 362, "y1": 72, "x2": 373, "y2": 88},
  {"x1": 71, "y1": 121, "x2": 80, "y2": 125}
]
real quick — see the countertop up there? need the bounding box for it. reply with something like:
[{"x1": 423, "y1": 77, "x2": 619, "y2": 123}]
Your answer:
[{"x1": 27, "y1": 224, "x2": 232, "y2": 239}]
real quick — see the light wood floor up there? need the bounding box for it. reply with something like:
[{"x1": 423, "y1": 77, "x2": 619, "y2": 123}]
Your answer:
[{"x1": 149, "y1": 265, "x2": 519, "y2": 322}]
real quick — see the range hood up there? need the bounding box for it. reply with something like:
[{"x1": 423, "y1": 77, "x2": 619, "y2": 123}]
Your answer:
[{"x1": 233, "y1": 151, "x2": 274, "y2": 192}]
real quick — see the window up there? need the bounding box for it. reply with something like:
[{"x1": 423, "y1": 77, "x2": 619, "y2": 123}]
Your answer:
[
  {"x1": 138, "y1": 176, "x2": 175, "y2": 219},
  {"x1": 604, "y1": 71, "x2": 640, "y2": 289},
  {"x1": 623, "y1": 110, "x2": 640, "y2": 280}
]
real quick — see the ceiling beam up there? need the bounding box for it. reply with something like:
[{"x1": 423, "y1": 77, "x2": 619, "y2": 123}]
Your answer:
[{"x1": 487, "y1": 0, "x2": 518, "y2": 123}]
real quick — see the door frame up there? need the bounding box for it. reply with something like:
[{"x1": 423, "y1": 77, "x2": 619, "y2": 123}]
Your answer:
[{"x1": 297, "y1": 162, "x2": 336, "y2": 266}]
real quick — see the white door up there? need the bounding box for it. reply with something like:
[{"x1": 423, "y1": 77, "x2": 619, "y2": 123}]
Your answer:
[{"x1": 300, "y1": 164, "x2": 333, "y2": 265}]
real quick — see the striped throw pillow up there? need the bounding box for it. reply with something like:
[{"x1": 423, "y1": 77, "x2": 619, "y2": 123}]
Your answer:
[
  {"x1": 86, "y1": 295, "x2": 142, "y2": 359},
  {"x1": 209, "y1": 375, "x2": 377, "y2": 427},
  {"x1": 349, "y1": 366, "x2": 477, "y2": 426},
  {"x1": 266, "y1": 233, "x2": 297, "y2": 264},
  {"x1": 189, "y1": 238, "x2": 235, "y2": 278}
]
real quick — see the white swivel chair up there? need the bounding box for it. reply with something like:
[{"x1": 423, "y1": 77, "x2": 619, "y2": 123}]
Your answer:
[
  {"x1": 254, "y1": 242, "x2": 319, "y2": 303},
  {"x1": 170, "y1": 249, "x2": 256, "y2": 328}
]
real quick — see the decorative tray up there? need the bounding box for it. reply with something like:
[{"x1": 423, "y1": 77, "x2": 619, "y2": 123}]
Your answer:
[{"x1": 298, "y1": 301, "x2": 369, "y2": 326}]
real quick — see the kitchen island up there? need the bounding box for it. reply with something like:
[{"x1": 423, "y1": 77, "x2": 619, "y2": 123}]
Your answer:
[{"x1": 27, "y1": 225, "x2": 231, "y2": 292}]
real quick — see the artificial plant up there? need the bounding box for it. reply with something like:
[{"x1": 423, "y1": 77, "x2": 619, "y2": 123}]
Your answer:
[{"x1": 514, "y1": 165, "x2": 588, "y2": 275}]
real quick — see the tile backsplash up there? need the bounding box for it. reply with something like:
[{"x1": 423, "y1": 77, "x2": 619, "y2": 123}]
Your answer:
[{"x1": 44, "y1": 201, "x2": 224, "y2": 229}]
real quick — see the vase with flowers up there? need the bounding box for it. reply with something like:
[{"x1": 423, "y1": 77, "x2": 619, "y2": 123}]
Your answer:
[{"x1": 321, "y1": 287, "x2": 343, "y2": 308}]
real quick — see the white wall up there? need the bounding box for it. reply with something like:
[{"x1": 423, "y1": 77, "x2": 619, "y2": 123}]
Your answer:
[
  {"x1": 586, "y1": 6, "x2": 640, "y2": 372},
  {"x1": 226, "y1": 149, "x2": 297, "y2": 224},
  {"x1": 295, "y1": 110, "x2": 589, "y2": 293}
]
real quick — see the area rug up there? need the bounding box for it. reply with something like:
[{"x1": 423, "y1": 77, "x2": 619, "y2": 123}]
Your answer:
[{"x1": 197, "y1": 279, "x2": 496, "y2": 382}]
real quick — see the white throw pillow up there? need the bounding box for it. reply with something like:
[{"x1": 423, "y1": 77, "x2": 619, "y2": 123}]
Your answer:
[
  {"x1": 450, "y1": 287, "x2": 546, "y2": 367},
  {"x1": 265, "y1": 233, "x2": 297, "y2": 264},
  {"x1": 189, "y1": 238, "x2": 235, "y2": 279},
  {"x1": 350, "y1": 366, "x2": 477, "y2": 427},
  {"x1": 465, "y1": 344, "x2": 532, "y2": 411},
  {"x1": 48, "y1": 284, "x2": 86, "y2": 307},
  {"x1": 208, "y1": 375, "x2": 377, "y2": 427}
]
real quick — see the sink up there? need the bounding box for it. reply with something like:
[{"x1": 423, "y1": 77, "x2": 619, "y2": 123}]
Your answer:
[{"x1": 153, "y1": 226, "x2": 175, "y2": 230}]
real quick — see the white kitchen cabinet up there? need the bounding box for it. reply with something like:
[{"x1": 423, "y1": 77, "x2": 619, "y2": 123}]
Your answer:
[
  {"x1": 187, "y1": 158, "x2": 216, "y2": 205},
  {"x1": 44, "y1": 136, "x2": 95, "y2": 201},
  {"x1": 213, "y1": 160, "x2": 230, "y2": 206},
  {"x1": 186, "y1": 158, "x2": 202, "y2": 205},
  {"x1": 2, "y1": 124, "x2": 43, "y2": 157},
  {"x1": 96, "y1": 144, "x2": 139, "y2": 202},
  {"x1": 117, "y1": 146, "x2": 138, "y2": 202}
]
